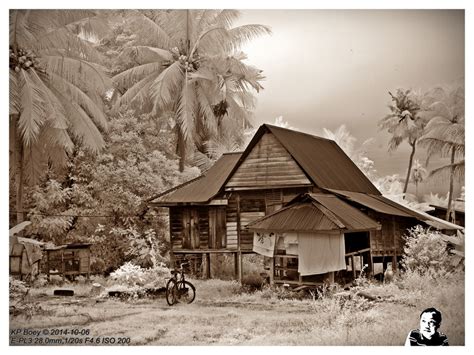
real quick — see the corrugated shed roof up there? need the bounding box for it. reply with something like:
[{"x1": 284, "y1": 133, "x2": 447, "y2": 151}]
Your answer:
[
  {"x1": 151, "y1": 153, "x2": 242, "y2": 204},
  {"x1": 247, "y1": 193, "x2": 380, "y2": 232},
  {"x1": 328, "y1": 189, "x2": 463, "y2": 230},
  {"x1": 327, "y1": 190, "x2": 413, "y2": 217},
  {"x1": 307, "y1": 193, "x2": 381, "y2": 232},
  {"x1": 265, "y1": 125, "x2": 381, "y2": 195}
]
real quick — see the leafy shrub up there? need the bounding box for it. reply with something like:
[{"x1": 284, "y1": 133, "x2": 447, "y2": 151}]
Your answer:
[
  {"x1": 9, "y1": 277, "x2": 29, "y2": 300},
  {"x1": 109, "y1": 262, "x2": 170, "y2": 288},
  {"x1": 402, "y1": 225, "x2": 456, "y2": 276}
]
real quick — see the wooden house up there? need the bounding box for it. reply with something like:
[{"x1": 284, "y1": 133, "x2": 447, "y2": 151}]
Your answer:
[{"x1": 151, "y1": 124, "x2": 461, "y2": 285}]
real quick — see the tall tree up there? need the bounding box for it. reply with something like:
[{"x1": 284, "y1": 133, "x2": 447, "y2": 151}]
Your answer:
[
  {"x1": 112, "y1": 9, "x2": 271, "y2": 171},
  {"x1": 378, "y1": 89, "x2": 428, "y2": 194},
  {"x1": 9, "y1": 10, "x2": 111, "y2": 224},
  {"x1": 410, "y1": 159, "x2": 427, "y2": 197},
  {"x1": 418, "y1": 85, "x2": 465, "y2": 222}
]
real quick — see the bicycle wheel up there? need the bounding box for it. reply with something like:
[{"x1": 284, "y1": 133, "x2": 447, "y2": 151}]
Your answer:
[
  {"x1": 175, "y1": 281, "x2": 196, "y2": 304},
  {"x1": 165, "y1": 279, "x2": 177, "y2": 306}
]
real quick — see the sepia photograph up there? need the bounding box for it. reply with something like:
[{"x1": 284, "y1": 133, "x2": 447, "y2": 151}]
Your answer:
[{"x1": 6, "y1": 1, "x2": 468, "y2": 348}]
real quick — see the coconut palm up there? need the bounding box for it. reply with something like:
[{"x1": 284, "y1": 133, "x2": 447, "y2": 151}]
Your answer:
[
  {"x1": 378, "y1": 89, "x2": 428, "y2": 194},
  {"x1": 112, "y1": 9, "x2": 271, "y2": 171},
  {"x1": 418, "y1": 85, "x2": 465, "y2": 221},
  {"x1": 9, "y1": 10, "x2": 111, "y2": 223},
  {"x1": 410, "y1": 159, "x2": 427, "y2": 197}
]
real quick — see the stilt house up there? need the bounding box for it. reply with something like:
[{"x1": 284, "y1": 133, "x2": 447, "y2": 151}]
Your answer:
[{"x1": 151, "y1": 124, "x2": 461, "y2": 285}]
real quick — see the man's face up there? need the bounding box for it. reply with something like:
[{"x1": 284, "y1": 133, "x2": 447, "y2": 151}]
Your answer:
[{"x1": 420, "y1": 312, "x2": 438, "y2": 339}]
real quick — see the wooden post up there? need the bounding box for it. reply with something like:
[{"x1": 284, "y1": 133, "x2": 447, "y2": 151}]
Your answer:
[
  {"x1": 234, "y1": 252, "x2": 239, "y2": 280},
  {"x1": 392, "y1": 255, "x2": 398, "y2": 272},
  {"x1": 367, "y1": 250, "x2": 374, "y2": 277},
  {"x1": 269, "y1": 257, "x2": 274, "y2": 285},
  {"x1": 206, "y1": 253, "x2": 211, "y2": 279},
  {"x1": 327, "y1": 271, "x2": 335, "y2": 284},
  {"x1": 47, "y1": 250, "x2": 50, "y2": 281},
  {"x1": 61, "y1": 251, "x2": 65, "y2": 282},
  {"x1": 236, "y1": 193, "x2": 242, "y2": 283},
  {"x1": 351, "y1": 255, "x2": 356, "y2": 278},
  {"x1": 238, "y1": 252, "x2": 243, "y2": 283}
]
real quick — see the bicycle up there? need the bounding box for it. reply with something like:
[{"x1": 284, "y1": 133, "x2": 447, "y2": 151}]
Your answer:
[{"x1": 165, "y1": 261, "x2": 196, "y2": 306}]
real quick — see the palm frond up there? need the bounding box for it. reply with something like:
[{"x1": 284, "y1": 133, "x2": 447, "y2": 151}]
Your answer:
[
  {"x1": 150, "y1": 61, "x2": 183, "y2": 110},
  {"x1": 226, "y1": 95, "x2": 252, "y2": 128},
  {"x1": 118, "y1": 46, "x2": 173, "y2": 65},
  {"x1": 127, "y1": 10, "x2": 171, "y2": 48},
  {"x1": 224, "y1": 24, "x2": 272, "y2": 52},
  {"x1": 18, "y1": 69, "x2": 46, "y2": 146},
  {"x1": 175, "y1": 73, "x2": 196, "y2": 144},
  {"x1": 41, "y1": 55, "x2": 111, "y2": 94},
  {"x1": 37, "y1": 27, "x2": 105, "y2": 64},
  {"x1": 113, "y1": 62, "x2": 164, "y2": 92},
  {"x1": 115, "y1": 72, "x2": 160, "y2": 109},
  {"x1": 195, "y1": 85, "x2": 217, "y2": 136},
  {"x1": 428, "y1": 161, "x2": 465, "y2": 182},
  {"x1": 212, "y1": 10, "x2": 241, "y2": 29},
  {"x1": 49, "y1": 86, "x2": 105, "y2": 152},
  {"x1": 47, "y1": 72, "x2": 108, "y2": 130},
  {"x1": 29, "y1": 69, "x2": 69, "y2": 130},
  {"x1": 10, "y1": 70, "x2": 21, "y2": 115}
]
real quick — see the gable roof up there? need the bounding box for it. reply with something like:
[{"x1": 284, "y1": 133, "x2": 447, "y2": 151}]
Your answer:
[
  {"x1": 246, "y1": 192, "x2": 380, "y2": 232},
  {"x1": 228, "y1": 124, "x2": 381, "y2": 194},
  {"x1": 151, "y1": 152, "x2": 241, "y2": 205}
]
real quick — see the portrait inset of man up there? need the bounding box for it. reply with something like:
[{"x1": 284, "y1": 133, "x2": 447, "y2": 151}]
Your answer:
[{"x1": 405, "y1": 308, "x2": 449, "y2": 346}]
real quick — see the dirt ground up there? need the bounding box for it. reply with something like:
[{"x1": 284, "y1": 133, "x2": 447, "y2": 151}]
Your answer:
[{"x1": 9, "y1": 277, "x2": 465, "y2": 346}]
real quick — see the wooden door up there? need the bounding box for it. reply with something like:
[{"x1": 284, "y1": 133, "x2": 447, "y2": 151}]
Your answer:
[
  {"x1": 209, "y1": 207, "x2": 226, "y2": 249},
  {"x1": 182, "y1": 208, "x2": 200, "y2": 249}
]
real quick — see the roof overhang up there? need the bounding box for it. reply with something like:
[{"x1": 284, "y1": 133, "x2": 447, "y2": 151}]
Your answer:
[
  {"x1": 327, "y1": 189, "x2": 463, "y2": 231},
  {"x1": 247, "y1": 193, "x2": 380, "y2": 233}
]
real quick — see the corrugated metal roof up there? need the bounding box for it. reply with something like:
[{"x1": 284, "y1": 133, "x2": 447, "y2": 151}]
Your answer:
[
  {"x1": 328, "y1": 189, "x2": 463, "y2": 230},
  {"x1": 308, "y1": 193, "x2": 381, "y2": 231},
  {"x1": 266, "y1": 125, "x2": 381, "y2": 195},
  {"x1": 151, "y1": 153, "x2": 242, "y2": 204},
  {"x1": 327, "y1": 189, "x2": 413, "y2": 217},
  {"x1": 247, "y1": 193, "x2": 380, "y2": 232}
]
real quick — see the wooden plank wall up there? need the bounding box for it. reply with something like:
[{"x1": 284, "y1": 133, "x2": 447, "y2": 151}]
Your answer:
[
  {"x1": 170, "y1": 208, "x2": 184, "y2": 250},
  {"x1": 368, "y1": 212, "x2": 419, "y2": 256},
  {"x1": 239, "y1": 191, "x2": 266, "y2": 250},
  {"x1": 226, "y1": 132, "x2": 311, "y2": 188}
]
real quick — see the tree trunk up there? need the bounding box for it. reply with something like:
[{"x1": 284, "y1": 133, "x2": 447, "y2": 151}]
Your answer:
[
  {"x1": 403, "y1": 140, "x2": 416, "y2": 195},
  {"x1": 177, "y1": 125, "x2": 185, "y2": 172},
  {"x1": 12, "y1": 114, "x2": 25, "y2": 224},
  {"x1": 446, "y1": 146, "x2": 456, "y2": 222}
]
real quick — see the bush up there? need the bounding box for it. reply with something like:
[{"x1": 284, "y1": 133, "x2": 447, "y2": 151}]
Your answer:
[
  {"x1": 402, "y1": 226, "x2": 456, "y2": 276},
  {"x1": 109, "y1": 262, "x2": 170, "y2": 288},
  {"x1": 9, "y1": 277, "x2": 29, "y2": 300}
]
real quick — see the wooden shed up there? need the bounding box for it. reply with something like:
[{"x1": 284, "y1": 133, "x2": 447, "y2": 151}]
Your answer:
[
  {"x1": 44, "y1": 243, "x2": 92, "y2": 281},
  {"x1": 151, "y1": 124, "x2": 461, "y2": 285}
]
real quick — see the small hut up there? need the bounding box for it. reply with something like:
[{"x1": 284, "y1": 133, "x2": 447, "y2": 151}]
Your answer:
[
  {"x1": 9, "y1": 221, "x2": 44, "y2": 281},
  {"x1": 44, "y1": 243, "x2": 92, "y2": 281}
]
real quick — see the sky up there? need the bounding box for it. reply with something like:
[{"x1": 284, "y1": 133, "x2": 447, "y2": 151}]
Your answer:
[{"x1": 236, "y1": 10, "x2": 465, "y2": 182}]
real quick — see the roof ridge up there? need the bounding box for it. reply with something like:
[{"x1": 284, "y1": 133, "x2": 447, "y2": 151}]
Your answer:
[{"x1": 264, "y1": 123, "x2": 336, "y2": 143}]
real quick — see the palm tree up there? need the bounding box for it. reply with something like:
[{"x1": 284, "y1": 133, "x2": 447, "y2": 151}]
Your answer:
[
  {"x1": 112, "y1": 9, "x2": 271, "y2": 171},
  {"x1": 378, "y1": 89, "x2": 428, "y2": 194},
  {"x1": 9, "y1": 10, "x2": 111, "y2": 223},
  {"x1": 410, "y1": 159, "x2": 427, "y2": 197},
  {"x1": 418, "y1": 85, "x2": 465, "y2": 222}
]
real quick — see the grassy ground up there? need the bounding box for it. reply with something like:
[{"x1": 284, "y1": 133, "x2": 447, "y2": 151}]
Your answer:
[{"x1": 9, "y1": 272, "x2": 464, "y2": 346}]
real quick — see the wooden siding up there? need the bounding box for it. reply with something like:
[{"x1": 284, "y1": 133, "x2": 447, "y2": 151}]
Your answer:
[
  {"x1": 226, "y1": 132, "x2": 311, "y2": 189},
  {"x1": 368, "y1": 212, "x2": 417, "y2": 255},
  {"x1": 169, "y1": 207, "x2": 211, "y2": 250},
  {"x1": 226, "y1": 196, "x2": 238, "y2": 249}
]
